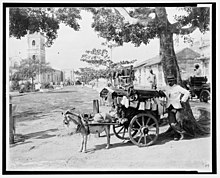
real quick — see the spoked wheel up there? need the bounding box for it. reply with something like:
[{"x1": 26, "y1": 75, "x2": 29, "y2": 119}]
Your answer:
[
  {"x1": 128, "y1": 113, "x2": 159, "y2": 147},
  {"x1": 113, "y1": 122, "x2": 130, "y2": 140},
  {"x1": 200, "y1": 89, "x2": 210, "y2": 102}
]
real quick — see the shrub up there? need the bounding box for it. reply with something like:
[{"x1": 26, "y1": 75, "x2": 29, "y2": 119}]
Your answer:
[
  {"x1": 10, "y1": 81, "x2": 20, "y2": 91},
  {"x1": 41, "y1": 82, "x2": 50, "y2": 89},
  {"x1": 19, "y1": 81, "x2": 33, "y2": 93},
  {"x1": 24, "y1": 81, "x2": 33, "y2": 91},
  {"x1": 41, "y1": 82, "x2": 54, "y2": 89},
  {"x1": 75, "y1": 80, "x2": 82, "y2": 85}
]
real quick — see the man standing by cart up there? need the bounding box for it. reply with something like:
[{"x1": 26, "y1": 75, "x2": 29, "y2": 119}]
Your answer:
[{"x1": 162, "y1": 75, "x2": 190, "y2": 141}]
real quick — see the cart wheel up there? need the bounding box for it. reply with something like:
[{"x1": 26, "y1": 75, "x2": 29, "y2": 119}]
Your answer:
[
  {"x1": 200, "y1": 90, "x2": 210, "y2": 102},
  {"x1": 113, "y1": 122, "x2": 130, "y2": 140},
  {"x1": 128, "y1": 113, "x2": 159, "y2": 147}
]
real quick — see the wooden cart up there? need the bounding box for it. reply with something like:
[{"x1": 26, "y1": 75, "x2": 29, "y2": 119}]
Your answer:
[{"x1": 99, "y1": 87, "x2": 166, "y2": 147}]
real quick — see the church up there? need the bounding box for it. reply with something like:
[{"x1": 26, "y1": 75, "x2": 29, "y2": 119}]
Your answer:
[
  {"x1": 26, "y1": 31, "x2": 63, "y2": 84},
  {"x1": 10, "y1": 32, "x2": 63, "y2": 85}
]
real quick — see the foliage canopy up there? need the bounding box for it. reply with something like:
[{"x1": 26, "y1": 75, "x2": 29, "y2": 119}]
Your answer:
[{"x1": 9, "y1": 7, "x2": 210, "y2": 47}]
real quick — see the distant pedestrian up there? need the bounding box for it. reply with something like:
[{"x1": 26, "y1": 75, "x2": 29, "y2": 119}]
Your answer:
[{"x1": 147, "y1": 69, "x2": 157, "y2": 89}]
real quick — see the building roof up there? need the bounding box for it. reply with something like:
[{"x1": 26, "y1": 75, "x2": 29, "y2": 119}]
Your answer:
[
  {"x1": 134, "y1": 55, "x2": 160, "y2": 68},
  {"x1": 134, "y1": 47, "x2": 201, "y2": 69},
  {"x1": 176, "y1": 47, "x2": 200, "y2": 60}
]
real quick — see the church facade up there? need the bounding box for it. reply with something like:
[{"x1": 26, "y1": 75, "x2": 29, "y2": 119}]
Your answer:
[{"x1": 26, "y1": 32, "x2": 63, "y2": 84}]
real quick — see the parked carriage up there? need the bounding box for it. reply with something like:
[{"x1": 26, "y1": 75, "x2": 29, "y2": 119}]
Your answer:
[
  {"x1": 183, "y1": 76, "x2": 210, "y2": 102},
  {"x1": 99, "y1": 86, "x2": 167, "y2": 147}
]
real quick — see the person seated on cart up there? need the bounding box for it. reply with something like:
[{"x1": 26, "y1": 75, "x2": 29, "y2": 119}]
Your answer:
[
  {"x1": 194, "y1": 64, "x2": 202, "y2": 77},
  {"x1": 161, "y1": 75, "x2": 190, "y2": 141}
]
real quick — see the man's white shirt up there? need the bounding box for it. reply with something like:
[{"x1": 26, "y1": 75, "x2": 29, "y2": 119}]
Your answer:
[{"x1": 163, "y1": 84, "x2": 190, "y2": 109}]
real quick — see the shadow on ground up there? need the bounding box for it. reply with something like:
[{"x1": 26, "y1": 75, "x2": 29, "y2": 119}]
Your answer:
[
  {"x1": 24, "y1": 128, "x2": 58, "y2": 139},
  {"x1": 14, "y1": 111, "x2": 43, "y2": 122},
  {"x1": 86, "y1": 141, "x2": 134, "y2": 153},
  {"x1": 88, "y1": 127, "x2": 211, "y2": 153},
  {"x1": 11, "y1": 128, "x2": 58, "y2": 147},
  {"x1": 47, "y1": 90, "x2": 77, "y2": 94},
  {"x1": 154, "y1": 131, "x2": 210, "y2": 146}
]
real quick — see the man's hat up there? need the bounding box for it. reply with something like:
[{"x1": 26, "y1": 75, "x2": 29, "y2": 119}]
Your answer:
[
  {"x1": 167, "y1": 75, "x2": 176, "y2": 81},
  {"x1": 195, "y1": 64, "x2": 200, "y2": 68}
]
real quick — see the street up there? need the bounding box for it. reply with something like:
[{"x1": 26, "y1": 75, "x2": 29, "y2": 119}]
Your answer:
[{"x1": 8, "y1": 85, "x2": 212, "y2": 172}]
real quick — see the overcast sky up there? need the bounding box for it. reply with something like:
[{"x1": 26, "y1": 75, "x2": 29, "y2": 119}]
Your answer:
[{"x1": 8, "y1": 7, "x2": 208, "y2": 71}]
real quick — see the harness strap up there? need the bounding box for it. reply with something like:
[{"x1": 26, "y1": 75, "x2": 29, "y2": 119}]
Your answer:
[
  {"x1": 78, "y1": 114, "x2": 90, "y2": 135},
  {"x1": 76, "y1": 124, "x2": 82, "y2": 133},
  {"x1": 75, "y1": 122, "x2": 90, "y2": 135}
]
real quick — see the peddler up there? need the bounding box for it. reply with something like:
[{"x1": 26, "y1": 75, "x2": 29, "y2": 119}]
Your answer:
[{"x1": 161, "y1": 75, "x2": 190, "y2": 141}]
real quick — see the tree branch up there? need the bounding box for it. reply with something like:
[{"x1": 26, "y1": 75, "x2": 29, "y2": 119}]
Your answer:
[
  {"x1": 114, "y1": 7, "x2": 138, "y2": 24},
  {"x1": 114, "y1": 7, "x2": 155, "y2": 26},
  {"x1": 171, "y1": 22, "x2": 197, "y2": 34}
]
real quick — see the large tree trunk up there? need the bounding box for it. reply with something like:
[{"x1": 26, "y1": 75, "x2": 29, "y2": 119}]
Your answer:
[
  {"x1": 156, "y1": 7, "x2": 210, "y2": 137},
  {"x1": 160, "y1": 32, "x2": 182, "y2": 84}
]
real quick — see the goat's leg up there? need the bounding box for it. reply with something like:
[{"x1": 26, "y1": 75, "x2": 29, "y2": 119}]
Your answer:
[
  {"x1": 82, "y1": 135, "x2": 87, "y2": 153},
  {"x1": 105, "y1": 126, "x2": 111, "y2": 149},
  {"x1": 79, "y1": 135, "x2": 84, "y2": 152}
]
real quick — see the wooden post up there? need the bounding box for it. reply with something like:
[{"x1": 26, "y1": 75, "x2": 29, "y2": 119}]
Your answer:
[
  {"x1": 9, "y1": 95, "x2": 14, "y2": 144},
  {"x1": 93, "y1": 99, "x2": 100, "y2": 137}
]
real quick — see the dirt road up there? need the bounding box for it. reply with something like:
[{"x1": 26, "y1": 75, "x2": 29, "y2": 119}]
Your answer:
[{"x1": 8, "y1": 86, "x2": 212, "y2": 172}]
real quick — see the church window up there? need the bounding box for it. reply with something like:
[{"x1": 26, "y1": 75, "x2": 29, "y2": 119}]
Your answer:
[
  {"x1": 32, "y1": 55, "x2": 36, "y2": 60},
  {"x1": 32, "y1": 40, "x2": 35, "y2": 46}
]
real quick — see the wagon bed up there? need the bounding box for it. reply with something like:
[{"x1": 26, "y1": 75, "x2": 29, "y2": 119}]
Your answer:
[
  {"x1": 98, "y1": 86, "x2": 167, "y2": 147},
  {"x1": 88, "y1": 122, "x2": 119, "y2": 126}
]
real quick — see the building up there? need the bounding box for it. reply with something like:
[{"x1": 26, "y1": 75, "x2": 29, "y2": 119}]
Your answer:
[
  {"x1": 62, "y1": 69, "x2": 75, "y2": 83},
  {"x1": 26, "y1": 32, "x2": 63, "y2": 84},
  {"x1": 27, "y1": 31, "x2": 46, "y2": 63},
  {"x1": 27, "y1": 31, "x2": 46, "y2": 83},
  {"x1": 134, "y1": 47, "x2": 210, "y2": 88},
  {"x1": 176, "y1": 48, "x2": 201, "y2": 80},
  {"x1": 44, "y1": 69, "x2": 63, "y2": 84},
  {"x1": 191, "y1": 37, "x2": 211, "y2": 81},
  {"x1": 61, "y1": 68, "x2": 78, "y2": 85},
  {"x1": 134, "y1": 56, "x2": 164, "y2": 88}
]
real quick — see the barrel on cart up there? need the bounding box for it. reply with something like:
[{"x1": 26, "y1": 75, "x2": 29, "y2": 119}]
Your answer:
[{"x1": 100, "y1": 86, "x2": 166, "y2": 147}]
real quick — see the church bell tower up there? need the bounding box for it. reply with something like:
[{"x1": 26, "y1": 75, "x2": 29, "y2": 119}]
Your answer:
[
  {"x1": 27, "y1": 31, "x2": 46, "y2": 63},
  {"x1": 27, "y1": 31, "x2": 46, "y2": 83}
]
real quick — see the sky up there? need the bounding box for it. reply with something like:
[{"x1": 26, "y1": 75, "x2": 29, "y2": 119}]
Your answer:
[{"x1": 8, "y1": 7, "x2": 208, "y2": 71}]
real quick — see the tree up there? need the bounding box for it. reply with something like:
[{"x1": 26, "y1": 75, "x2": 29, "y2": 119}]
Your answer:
[
  {"x1": 75, "y1": 67, "x2": 105, "y2": 84},
  {"x1": 89, "y1": 7, "x2": 211, "y2": 136},
  {"x1": 9, "y1": 7, "x2": 81, "y2": 47},
  {"x1": 13, "y1": 58, "x2": 54, "y2": 90},
  {"x1": 89, "y1": 7, "x2": 210, "y2": 82},
  {"x1": 80, "y1": 48, "x2": 136, "y2": 82},
  {"x1": 81, "y1": 48, "x2": 111, "y2": 67}
]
